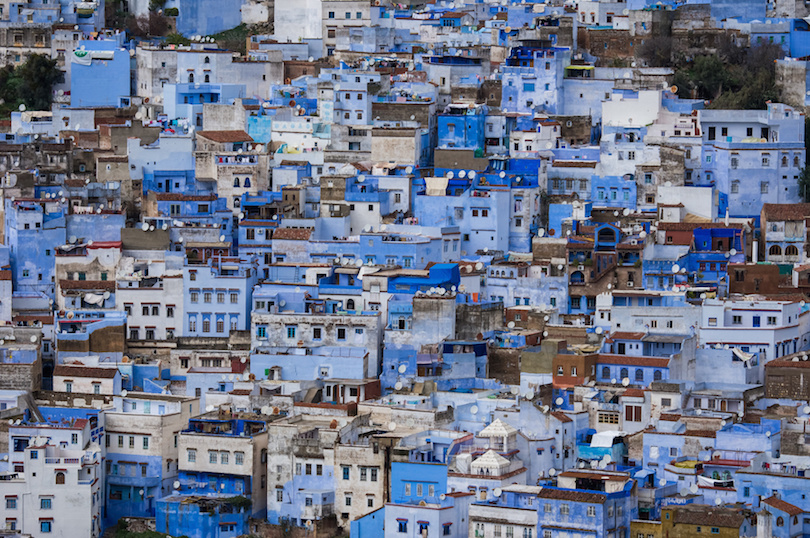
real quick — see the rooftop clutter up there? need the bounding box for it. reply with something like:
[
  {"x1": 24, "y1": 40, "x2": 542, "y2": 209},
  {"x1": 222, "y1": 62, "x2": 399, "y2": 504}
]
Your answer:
[{"x1": 1, "y1": 0, "x2": 810, "y2": 537}]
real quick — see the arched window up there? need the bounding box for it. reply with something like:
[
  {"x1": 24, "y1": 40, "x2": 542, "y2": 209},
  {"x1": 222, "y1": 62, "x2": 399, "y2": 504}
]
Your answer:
[
  {"x1": 346, "y1": 299, "x2": 355, "y2": 310},
  {"x1": 782, "y1": 155, "x2": 788, "y2": 167},
  {"x1": 233, "y1": 177, "x2": 240, "y2": 188},
  {"x1": 244, "y1": 177, "x2": 251, "y2": 187},
  {"x1": 654, "y1": 370, "x2": 662, "y2": 381},
  {"x1": 635, "y1": 368, "x2": 644, "y2": 381},
  {"x1": 786, "y1": 245, "x2": 799, "y2": 256},
  {"x1": 776, "y1": 517, "x2": 784, "y2": 527},
  {"x1": 620, "y1": 368, "x2": 628, "y2": 380},
  {"x1": 55, "y1": 472, "x2": 65, "y2": 485},
  {"x1": 204, "y1": 74, "x2": 210, "y2": 83},
  {"x1": 769, "y1": 245, "x2": 782, "y2": 256},
  {"x1": 188, "y1": 73, "x2": 194, "y2": 83},
  {"x1": 570, "y1": 271, "x2": 585, "y2": 284},
  {"x1": 602, "y1": 366, "x2": 610, "y2": 379},
  {"x1": 204, "y1": 56, "x2": 210, "y2": 64},
  {"x1": 794, "y1": 156, "x2": 800, "y2": 168}
]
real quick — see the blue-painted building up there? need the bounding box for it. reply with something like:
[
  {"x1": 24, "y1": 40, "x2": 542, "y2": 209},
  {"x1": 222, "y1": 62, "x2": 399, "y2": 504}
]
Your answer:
[
  {"x1": 183, "y1": 258, "x2": 258, "y2": 338},
  {"x1": 70, "y1": 39, "x2": 130, "y2": 108},
  {"x1": 4, "y1": 197, "x2": 66, "y2": 299},
  {"x1": 156, "y1": 417, "x2": 268, "y2": 538}
]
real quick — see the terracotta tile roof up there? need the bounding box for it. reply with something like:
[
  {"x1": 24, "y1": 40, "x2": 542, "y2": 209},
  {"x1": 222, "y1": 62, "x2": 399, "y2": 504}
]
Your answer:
[
  {"x1": 537, "y1": 488, "x2": 606, "y2": 503},
  {"x1": 610, "y1": 332, "x2": 645, "y2": 340},
  {"x1": 196, "y1": 130, "x2": 254, "y2": 143},
  {"x1": 658, "y1": 222, "x2": 743, "y2": 231},
  {"x1": 762, "y1": 496, "x2": 804, "y2": 516},
  {"x1": 660, "y1": 413, "x2": 682, "y2": 421},
  {"x1": 671, "y1": 506, "x2": 747, "y2": 528},
  {"x1": 154, "y1": 193, "x2": 218, "y2": 201},
  {"x1": 551, "y1": 411, "x2": 572, "y2": 423},
  {"x1": 53, "y1": 365, "x2": 118, "y2": 378},
  {"x1": 622, "y1": 388, "x2": 645, "y2": 398},
  {"x1": 552, "y1": 160, "x2": 598, "y2": 168},
  {"x1": 762, "y1": 203, "x2": 810, "y2": 222},
  {"x1": 766, "y1": 357, "x2": 810, "y2": 369},
  {"x1": 273, "y1": 228, "x2": 313, "y2": 240},
  {"x1": 596, "y1": 354, "x2": 670, "y2": 368},
  {"x1": 59, "y1": 279, "x2": 116, "y2": 291}
]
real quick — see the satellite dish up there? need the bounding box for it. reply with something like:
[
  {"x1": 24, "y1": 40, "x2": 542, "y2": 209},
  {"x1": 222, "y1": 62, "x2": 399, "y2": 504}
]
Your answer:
[
  {"x1": 622, "y1": 378, "x2": 630, "y2": 387},
  {"x1": 555, "y1": 397, "x2": 564, "y2": 406},
  {"x1": 141, "y1": 223, "x2": 149, "y2": 231},
  {"x1": 507, "y1": 321, "x2": 515, "y2": 329},
  {"x1": 388, "y1": 422, "x2": 397, "y2": 431},
  {"x1": 219, "y1": 235, "x2": 225, "y2": 242},
  {"x1": 121, "y1": 390, "x2": 128, "y2": 397},
  {"x1": 549, "y1": 468, "x2": 557, "y2": 476},
  {"x1": 715, "y1": 498, "x2": 722, "y2": 506},
  {"x1": 470, "y1": 405, "x2": 478, "y2": 414},
  {"x1": 659, "y1": 479, "x2": 667, "y2": 486},
  {"x1": 596, "y1": 327, "x2": 603, "y2": 335},
  {"x1": 394, "y1": 382, "x2": 403, "y2": 390},
  {"x1": 173, "y1": 481, "x2": 180, "y2": 489},
  {"x1": 493, "y1": 488, "x2": 502, "y2": 497},
  {"x1": 440, "y1": 494, "x2": 446, "y2": 500},
  {"x1": 511, "y1": 386, "x2": 520, "y2": 395},
  {"x1": 689, "y1": 484, "x2": 699, "y2": 494},
  {"x1": 29, "y1": 335, "x2": 36, "y2": 343},
  {"x1": 672, "y1": 264, "x2": 680, "y2": 273},
  {"x1": 680, "y1": 488, "x2": 689, "y2": 497},
  {"x1": 398, "y1": 364, "x2": 407, "y2": 373},
  {"x1": 206, "y1": 405, "x2": 214, "y2": 412},
  {"x1": 526, "y1": 391, "x2": 535, "y2": 400},
  {"x1": 499, "y1": 171, "x2": 506, "y2": 178}
]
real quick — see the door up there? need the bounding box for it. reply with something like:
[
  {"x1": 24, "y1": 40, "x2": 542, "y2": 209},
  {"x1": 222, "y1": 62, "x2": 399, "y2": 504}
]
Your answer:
[{"x1": 618, "y1": 343, "x2": 626, "y2": 355}]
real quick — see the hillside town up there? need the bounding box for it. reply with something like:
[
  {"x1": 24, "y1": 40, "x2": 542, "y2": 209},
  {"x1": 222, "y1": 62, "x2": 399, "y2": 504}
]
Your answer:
[{"x1": 0, "y1": 0, "x2": 810, "y2": 537}]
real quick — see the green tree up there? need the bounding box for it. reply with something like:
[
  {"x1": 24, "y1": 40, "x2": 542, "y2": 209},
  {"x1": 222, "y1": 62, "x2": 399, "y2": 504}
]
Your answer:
[
  {"x1": 15, "y1": 55, "x2": 63, "y2": 110},
  {"x1": 799, "y1": 166, "x2": 810, "y2": 202}
]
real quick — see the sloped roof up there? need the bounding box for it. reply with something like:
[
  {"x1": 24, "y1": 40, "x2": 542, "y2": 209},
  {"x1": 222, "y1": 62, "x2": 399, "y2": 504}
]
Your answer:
[
  {"x1": 478, "y1": 418, "x2": 518, "y2": 438},
  {"x1": 53, "y1": 365, "x2": 118, "y2": 378},
  {"x1": 196, "y1": 130, "x2": 254, "y2": 143},
  {"x1": 472, "y1": 449, "x2": 510, "y2": 469},
  {"x1": 762, "y1": 203, "x2": 810, "y2": 222},
  {"x1": 762, "y1": 496, "x2": 804, "y2": 516}
]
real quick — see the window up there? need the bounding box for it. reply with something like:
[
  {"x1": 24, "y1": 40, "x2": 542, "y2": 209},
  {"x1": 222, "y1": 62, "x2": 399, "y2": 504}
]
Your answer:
[
  {"x1": 560, "y1": 503, "x2": 570, "y2": 515},
  {"x1": 190, "y1": 292, "x2": 199, "y2": 303},
  {"x1": 276, "y1": 488, "x2": 283, "y2": 502},
  {"x1": 711, "y1": 528, "x2": 720, "y2": 534},
  {"x1": 761, "y1": 182, "x2": 769, "y2": 194},
  {"x1": 398, "y1": 521, "x2": 408, "y2": 533},
  {"x1": 337, "y1": 327, "x2": 346, "y2": 340},
  {"x1": 733, "y1": 315, "x2": 742, "y2": 325},
  {"x1": 286, "y1": 326, "x2": 296, "y2": 339},
  {"x1": 204, "y1": 292, "x2": 212, "y2": 303},
  {"x1": 202, "y1": 319, "x2": 210, "y2": 333},
  {"x1": 41, "y1": 521, "x2": 52, "y2": 533},
  {"x1": 220, "y1": 452, "x2": 229, "y2": 464},
  {"x1": 708, "y1": 126, "x2": 715, "y2": 140},
  {"x1": 235, "y1": 452, "x2": 244, "y2": 465},
  {"x1": 6, "y1": 497, "x2": 16, "y2": 509},
  {"x1": 345, "y1": 494, "x2": 352, "y2": 506},
  {"x1": 230, "y1": 293, "x2": 238, "y2": 304},
  {"x1": 40, "y1": 498, "x2": 52, "y2": 509},
  {"x1": 209, "y1": 451, "x2": 217, "y2": 464},
  {"x1": 187, "y1": 450, "x2": 196, "y2": 464},
  {"x1": 143, "y1": 437, "x2": 149, "y2": 450},
  {"x1": 587, "y1": 506, "x2": 596, "y2": 517},
  {"x1": 342, "y1": 466, "x2": 350, "y2": 480}
]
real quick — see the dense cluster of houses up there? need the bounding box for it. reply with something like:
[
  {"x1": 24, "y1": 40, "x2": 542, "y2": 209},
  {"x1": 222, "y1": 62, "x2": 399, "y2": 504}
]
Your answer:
[{"x1": 1, "y1": 0, "x2": 810, "y2": 537}]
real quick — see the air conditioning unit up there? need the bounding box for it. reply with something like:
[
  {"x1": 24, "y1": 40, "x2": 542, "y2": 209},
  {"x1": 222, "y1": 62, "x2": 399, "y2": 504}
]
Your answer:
[
  {"x1": 577, "y1": 265, "x2": 584, "y2": 271},
  {"x1": 627, "y1": 281, "x2": 634, "y2": 287}
]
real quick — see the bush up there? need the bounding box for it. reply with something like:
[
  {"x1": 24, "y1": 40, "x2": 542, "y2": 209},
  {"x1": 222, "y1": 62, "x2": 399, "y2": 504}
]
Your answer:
[{"x1": 163, "y1": 7, "x2": 178, "y2": 16}]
